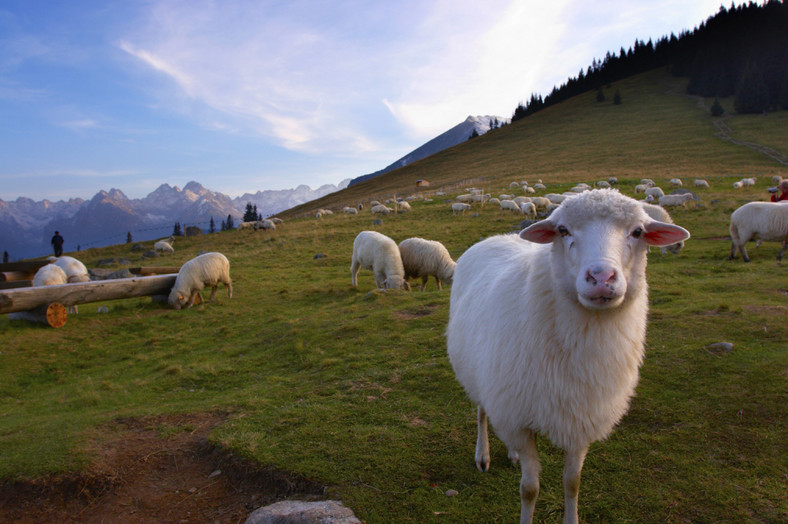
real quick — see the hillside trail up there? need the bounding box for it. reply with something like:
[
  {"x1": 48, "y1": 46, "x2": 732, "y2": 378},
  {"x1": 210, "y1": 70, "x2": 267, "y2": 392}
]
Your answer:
[
  {"x1": 666, "y1": 83, "x2": 788, "y2": 167},
  {"x1": 0, "y1": 412, "x2": 325, "y2": 524}
]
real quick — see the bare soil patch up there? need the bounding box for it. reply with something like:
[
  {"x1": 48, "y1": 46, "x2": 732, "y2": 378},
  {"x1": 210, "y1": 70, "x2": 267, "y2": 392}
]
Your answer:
[{"x1": 0, "y1": 412, "x2": 325, "y2": 524}]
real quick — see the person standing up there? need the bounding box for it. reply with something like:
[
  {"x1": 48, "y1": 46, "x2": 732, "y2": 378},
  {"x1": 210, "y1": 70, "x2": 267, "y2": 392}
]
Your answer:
[{"x1": 51, "y1": 231, "x2": 64, "y2": 257}]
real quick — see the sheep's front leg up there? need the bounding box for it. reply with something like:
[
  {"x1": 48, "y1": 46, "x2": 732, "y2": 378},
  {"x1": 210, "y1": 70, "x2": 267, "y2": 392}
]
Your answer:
[
  {"x1": 518, "y1": 430, "x2": 540, "y2": 524},
  {"x1": 562, "y1": 446, "x2": 588, "y2": 524},
  {"x1": 208, "y1": 285, "x2": 218, "y2": 302},
  {"x1": 475, "y1": 406, "x2": 490, "y2": 472}
]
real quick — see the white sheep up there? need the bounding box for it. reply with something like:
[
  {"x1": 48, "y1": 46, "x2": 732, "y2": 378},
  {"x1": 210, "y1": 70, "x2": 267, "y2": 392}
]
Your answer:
[
  {"x1": 451, "y1": 202, "x2": 471, "y2": 215},
  {"x1": 396, "y1": 200, "x2": 412, "y2": 212},
  {"x1": 370, "y1": 204, "x2": 393, "y2": 215},
  {"x1": 532, "y1": 183, "x2": 546, "y2": 190},
  {"x1": 640, "y1": 178, "x2": 656, "y2": 187},
  {"x1": 513, "y1": 196, "x2": 531, "y2": 205},
  {"x1": 729, "y1": 201, "x2": 788, "y2": 262},
  {"x1": 32, "y1": 264, "x2": 78, "y2": 314},
  {"x1": 740, "y1": 177, "x2": 757, "y2": 187},
  {"x1": 595, "y1": 180, "x2": 611, "y2": 188},
  {"x1": 641, "y1": 202, "x2": 685, "y2": 254},
  {"x1": 446, "y1": 189, "x2": 689, "y2": 524},
  {"x1": 694, "y1": 179, "x2": 710, "y2": 188},
  {"x1": 49, "y1": 256, "x2": 90, "y2": 283},
  {"x1": 487, "y1": 197, "x2": 501, "y2": 205},
  {"x1": 154, "y1": 238, "x2": 175, "y2": 254},
  {"x1": 237, "y1": 221, "x2": 256, "y2": 231},
  {"x1": 530, "y1": 196, "x2": 551, "y2": 211},
  {"x1": 455, "y1": 194, "x2": 474, "y2": 203},
  {"x1": 659, "y1": 193, "x2": 695, "y2": 208},
  {"x1": 771, "y1": 175, "x2": 784, "y2": 186},
  {"x1": 256, "y1": 219, "x2": 276, "y2": 230},
  {"x1": 634, "y1": 184, "x2": 648, "y2": 194},
  {"x1": 499, "y1": 199, "x2": 522, "y2": 213},
  {"x1": 644, "y1": 186, "x2": 665, "y2": 199},
  {"x1": 524, "y1": 186, "x2": 536, "y2": 194},
  {"x1": 343, "y1": 206, "x2": 359, "y2": 214},
  {"x1": 520, "y1": 202, "x2": 537, "y2": 219},
  {"x1": 733, "y1": 181, "x2": 743, "y2": 189},
  {"x1": 350, "y1": 231, "x2": 410, "y2": 290},
  {"x1": 398, "y1": 237, "x2": 456, "y2": 291},
  {"x1": 168, "y1": 252, "x2": 232, "y2": 310},
  {"x1": 669, "y1": 178, "x2": 683, "y2": 187}
]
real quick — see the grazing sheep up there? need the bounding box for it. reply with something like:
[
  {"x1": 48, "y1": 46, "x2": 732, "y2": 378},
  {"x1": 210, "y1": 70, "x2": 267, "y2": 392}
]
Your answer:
[
  {"x1": 500, "y1": 199, "x2": 522, "y2": 214},
  {"x1": 451, "y1": 202, "x2": 471, "y2": 215},
  {"x1": 608, "y1": 176, "x2": 618, "y2": 185},
  {"x1": 33, "y1": 264, "x2": 77, "y2": 314},
  {"x1": 256, "y1": 219, "x2": 276, "y2": 230},
  {"x1": 634, "y1": 184, "x2": 648, "y2": 194},
  {"x1": 729, "y1": 201, "x2": 788, "y2": 262},
  {"x1": 510, "y1": 181, "x2": 521, "y2": 188},
  {"x1": 154, "y1": 239, "x2": 174, "y2": 254},
  {"x1": 640, "y1": 202, "x2": 685, "y2": 254},
  {"x1": 530, "y1": 196, "x2": 551, "y2": 211},
  {"x1": 369, "y1": 200, "x2": 381, "y2": 207},
  {"x1": 740, "y1": 177, "x2": 757, "y2": 187},
  {"x1": 49, "y1": 256, "x2": 90, "y2": 283},
  {"x1": 694, "y1": 179, "x2": 710, "y2": 188},
  {"x1": 640, "y1": 178, "x2": 656, "y2": 187},
  {"x1": 532, "y1": 183, "x2": 546, "y2": 190},
  {"x1": 771, "y1": 175, "x2": 784, "y2": 186},
  {"x1": 237, "y1": 221, "x2": 256, "y2": 231},
  {"x1": 168, "y1": 252, "x2": 232, "y2": 310},
  {"x1": 659, "y1": 193, "x2": 695, "y2": 208},
  {"x1": 733, "y1": 181, "x2": 744, "y2": 189},
  {"x1": 350, "y1": 231, "x2": 410, "y2": 290},
  {"x1": 343, "y1": 206, "x2": 359, "y2": 214},
  {"x1": 269, "y1": 217, "x2": 284, "y2": 224},
  {"x1": 446, "y1": 189, "x2": 689, "y2": 524},
  {"x1": 544, "y1": 193, "x2": 567, "y2": 204},
  {"x1": 669, "y1": 178, "x2": 683, "y2": 187},
  {"x1": 370, "y1": 204, "x2": 393, "y2": 215},
  {"x1": 520, "y1": 202, "x2": 537, "y2": 219},
  {"x1": 513, "y1": 196, "x2": 531, "y2": 205},
  {"x1": 644, "y1": 186, "x2": 665, "y2": 199},
  {"x1": 398, "y1": 237, "x2": 456, "y2": 291},
  {"x1": 456, "y1": 194, "x2": 474, "y2": 203},
  {"x1": 396, "y1": 200, "x2": 412, "y2": 212},
  {"x1": 316, "y1": 210, "x2": 326, "y2": 219},
  {"x1": 596, "y1": 180, "x2": 611, "y2": 188},
  {"x1": 499, "y1": 194, "x2": 515, "y2": 201},
  {"x1": 524, "y1": 186, "x2": 536, "y2": 194},
  {"x1": 488, "y1": 197, "x2": 501, "y2": 206}
]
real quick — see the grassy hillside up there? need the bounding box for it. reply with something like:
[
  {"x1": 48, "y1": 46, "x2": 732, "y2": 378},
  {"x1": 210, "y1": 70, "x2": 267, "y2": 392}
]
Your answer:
[
  {"x1": 1, "y1": 68, "x2": 786, "y2": 523},
  {"x1": 282, "y1": 68, "x2": 784, "y2": 218}
]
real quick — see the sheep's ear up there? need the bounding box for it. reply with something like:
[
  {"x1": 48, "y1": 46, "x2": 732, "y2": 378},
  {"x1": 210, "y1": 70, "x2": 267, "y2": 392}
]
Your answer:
[
  {"x1": 643, "y1": 221, "x2": 690, "y2": 247},
  {"x1": 519, "y1": 220, "x2": 556, "y2": 243}
]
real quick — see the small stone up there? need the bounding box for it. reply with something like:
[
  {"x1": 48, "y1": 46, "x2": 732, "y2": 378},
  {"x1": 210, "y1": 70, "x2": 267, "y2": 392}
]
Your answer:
[
  {"x1": 97, "y1": 306, "x2": 109, "y2": 314},
  {"x1": 707, "y1": 342, "x2": 734, "y2": 354},
  {"x1": 209, "y1": 470, "x2": 221, "y2": 478},
  {"x1": 445, "y1": 489, "x2": 459, "y2": 497}
]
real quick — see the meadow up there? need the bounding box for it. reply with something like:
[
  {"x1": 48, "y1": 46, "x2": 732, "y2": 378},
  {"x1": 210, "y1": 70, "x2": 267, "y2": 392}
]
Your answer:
[{"x1": 1, "y1": 69, "x2": 786, "y2": 522}]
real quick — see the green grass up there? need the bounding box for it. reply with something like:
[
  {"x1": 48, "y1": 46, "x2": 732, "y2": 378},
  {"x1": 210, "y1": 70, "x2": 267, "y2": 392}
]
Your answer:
[{"x1": 1, "y1": 68, "x2": 786, "y2": 522}]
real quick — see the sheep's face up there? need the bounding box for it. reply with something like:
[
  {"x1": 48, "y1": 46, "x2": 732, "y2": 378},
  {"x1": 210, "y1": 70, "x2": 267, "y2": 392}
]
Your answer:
[
  {"x1": 384, "y1": 276, "x2": 411, "y2": 291},
  {"x1": 520, "y1": 190, "x2": 690, "y2": 311},
  {"x1": 168, "y1": 290, "x2": 188, "y2": 310}
]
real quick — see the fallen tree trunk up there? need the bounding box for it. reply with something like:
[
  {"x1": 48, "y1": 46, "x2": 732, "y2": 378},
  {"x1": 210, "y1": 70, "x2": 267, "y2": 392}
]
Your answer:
[
  {"x1": 0, "y1": 274, "x2": 177, "y2": 315},
  {"x1": 129, "y1": 266, "x2": 182, "y2": 276},
  {"x1": 8, "y1": 303, "x2": 68, "y2": 328},
  {"x1": 0, "y1": 260, "x2": 51, "y2": 282}
]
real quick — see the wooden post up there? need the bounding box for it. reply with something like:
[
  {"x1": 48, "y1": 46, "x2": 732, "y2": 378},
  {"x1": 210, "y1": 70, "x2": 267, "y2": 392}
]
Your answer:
[{"x1": 0, "y1": 274, "x2": 178, "y2": 315}]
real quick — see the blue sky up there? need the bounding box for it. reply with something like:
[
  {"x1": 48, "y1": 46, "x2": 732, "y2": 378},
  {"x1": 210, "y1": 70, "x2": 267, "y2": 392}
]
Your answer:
[{"x1": 0, "y1": 0, "x2": 725, "y2": 201}]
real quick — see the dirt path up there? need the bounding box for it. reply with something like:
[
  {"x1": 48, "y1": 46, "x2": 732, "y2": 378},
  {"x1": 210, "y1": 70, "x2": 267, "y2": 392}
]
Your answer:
[
  {"x1": 667, "y1": 83, "x2": 788, "y2": 166},
  {"x1": 0, "y1": 413, "x2": 325, "y2": 524}
]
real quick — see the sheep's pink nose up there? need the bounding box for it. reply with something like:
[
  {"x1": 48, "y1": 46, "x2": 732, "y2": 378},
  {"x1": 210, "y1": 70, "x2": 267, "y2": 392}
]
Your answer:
[{"x1": 586, "y1": 266, "x2": 617, "y2": 287}]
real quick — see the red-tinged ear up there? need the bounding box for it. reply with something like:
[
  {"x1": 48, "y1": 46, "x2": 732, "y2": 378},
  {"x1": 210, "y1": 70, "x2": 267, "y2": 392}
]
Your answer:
[
  {"x1": 520, "y1": 220, "x2": 557, "y2": 243},
  {"x1": 643, "y1": 221, "x2": 690, "y2": 246}
]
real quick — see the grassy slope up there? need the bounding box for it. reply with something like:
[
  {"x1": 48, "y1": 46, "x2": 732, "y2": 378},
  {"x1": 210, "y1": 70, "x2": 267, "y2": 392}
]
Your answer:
[{"x1": 1, "y1": 68, "x2": 786, "y2": 523}]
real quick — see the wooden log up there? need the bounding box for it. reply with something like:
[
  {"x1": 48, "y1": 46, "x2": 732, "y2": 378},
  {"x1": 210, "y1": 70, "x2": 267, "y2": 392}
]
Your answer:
[
  {"x1": 0, "y1": 260, "x2": 51, "y2": 274},
  {"x1": 8, "y1": 303, "x2": 68, "y2": 328},
  {"x1": 129, "y1": 266, "x2": 182, "y2": 276},
  {"x1": 0, "y1": 274, "x2": 177, "y2": 315},
  {"x1": 0, "y1": 270, "x2": 36, "y2": 282}
]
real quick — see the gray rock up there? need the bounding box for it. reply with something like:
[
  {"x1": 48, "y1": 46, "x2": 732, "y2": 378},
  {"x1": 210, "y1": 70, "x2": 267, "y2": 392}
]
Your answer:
[
  {"x1": 372, "y1": 219, "x2": 383, "y2": 226},
  {"x1": 142, "y1": 250, "x2": 159, "y2": 259},
  {"x1": 96, "y1": 258, "x2": 118, "y2": 267},
  {"x1": 707, "y1": 342, "x2": 734, "y2": 354},
  {"x1": 131, "y1": 243, "x2": 144, "y2": 252},
  {"x1": 245, "y1": 500, "x2": 361, "y2": 524},
  {"x1": 107, "y1": 269, "x2": 134, "y2": 279},
  {"x1": 313, "y1": 253, "x2": 326, "y2": 259}
]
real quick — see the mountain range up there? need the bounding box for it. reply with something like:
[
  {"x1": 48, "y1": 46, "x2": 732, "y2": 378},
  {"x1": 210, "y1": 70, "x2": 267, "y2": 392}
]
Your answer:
[{"x1": 1, "y1": 114, "x2": 505, "y2": 260}]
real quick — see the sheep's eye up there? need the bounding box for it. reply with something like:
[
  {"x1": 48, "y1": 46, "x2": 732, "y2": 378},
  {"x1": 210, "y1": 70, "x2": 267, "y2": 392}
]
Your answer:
[
  {"x1": 557, "y1": 225, "x2": 570, "y2": 237},
  {"x1": 632, "y1": 227, "x2": 643, "y2": 239}
]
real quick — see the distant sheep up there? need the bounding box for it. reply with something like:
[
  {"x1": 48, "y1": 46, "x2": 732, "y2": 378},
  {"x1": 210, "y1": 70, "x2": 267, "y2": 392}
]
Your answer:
[
  {"x1": 343, "y1": 206, "x2": 359, "y2": 214},
  {"x1": 237, "y1": 221, "x2": 256, "y2": 231},
  {"x1": 396, "y1": 200, "x2": 412, "y2": 212},
  {"x1": 532, "y1": 183, "x2": 546, "y2": 190},
  {"x1": 487, "y1": 197, "x2": 501, "y2": 205},
  {"x1": 694, "y1": 179, "x2": 710, "y2": 188},
  {"x1": 740, "y1": 177, "x2": 757, "y2": 187},
  {"x1": 154, "y1": 239, "x2": 174, "y2": 254},
  {"x1": 520, "y1": 202, "x2": 537, "y2": 219},
  {"x1": 447, "y1": 189, "x2": 690, "y2": 524},
  {"x1": 530, "y1": 196, "x2": 551, "y2": 210},
  {"x1": 256, "y1": 219, "x2": 276, "y2": 230},
  {"x1": 451, "y1": 202, "x2": 471, "y2": 215},
  {"x1": 398, "y1": 237, "x2": 456, "y2": 291},
  {"x1": 33, "y1": 264, "x2": 77, "y2": 314},
  {"x1": 729, "y1": 201, "x2": 788, "y2": 262},
  {"x1": 168, "y1": 252, "x2": 232, "y2": 310},
  {"x1": 659, "y1": 193, "x2": 695, "y2": 208},
  {"x1": 499, "y1": 199, "x2": 522, "y2": 213},
  {"x1": 371, "y1": 204, "x2": 393, "y2": 215},
  {"x1": 350, "y1": 231, "x2": 410, "y2": 290},
  {"x1": 455, "y1": 194, "x2": 474, "y2": 203},
  {"x1": 669, "y1": 178, "x2": 683, "y2": 187},
  {"x1": 596, "y1": 180, "x2": 611, "y2": 188},
  {"x1": 634, "y1": 184, "x2": 648, "y2": 194},
  {"x1": 50, "y1": 256, "x2": 90, "y2": 283},
  {"x1": 644, "y1": 186, "x2": 665, "y2": 199}
]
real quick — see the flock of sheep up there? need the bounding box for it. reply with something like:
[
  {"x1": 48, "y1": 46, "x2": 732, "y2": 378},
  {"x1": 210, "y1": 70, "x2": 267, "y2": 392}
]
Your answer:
[{"x1": 12, "y1": 173, "x2": 786, "y2": 523}]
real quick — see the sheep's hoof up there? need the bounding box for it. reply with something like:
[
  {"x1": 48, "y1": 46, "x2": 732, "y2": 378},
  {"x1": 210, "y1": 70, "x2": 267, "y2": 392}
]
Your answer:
[{"x1": 475, "y1": 459, "x2": 489, "y2": 472}]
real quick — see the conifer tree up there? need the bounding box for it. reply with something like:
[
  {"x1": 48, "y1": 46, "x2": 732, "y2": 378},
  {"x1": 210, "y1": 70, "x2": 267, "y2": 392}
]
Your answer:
[
  {"x1": 226, "y1": 214, "x2": 234, "y2": 230},
  {"x1": 173, "y1": 222, "x2": 182, "y2": 236},
  {"x1": 210, "y1": 217, "x2": 216, "y2": 233},
  {"x1": 710, "y1": 98, "x2": 725, "y2": 116},
  {"x1": 243, "y1": 202, "x2": 256, "y2": 222}
]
